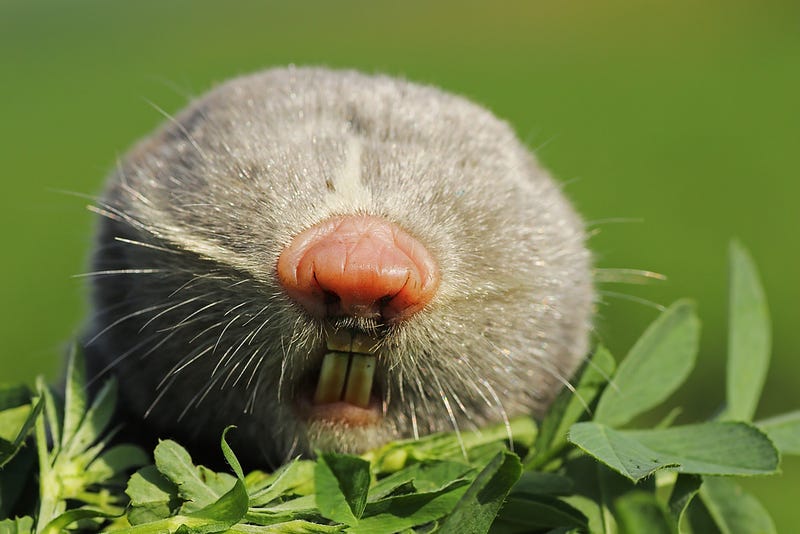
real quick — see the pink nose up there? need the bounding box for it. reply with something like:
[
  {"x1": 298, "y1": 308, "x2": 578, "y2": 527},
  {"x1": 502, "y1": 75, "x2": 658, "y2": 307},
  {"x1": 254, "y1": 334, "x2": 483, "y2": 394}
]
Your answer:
[{"x1": 277, "y1": 215, "x2": 439, "y2": 321}]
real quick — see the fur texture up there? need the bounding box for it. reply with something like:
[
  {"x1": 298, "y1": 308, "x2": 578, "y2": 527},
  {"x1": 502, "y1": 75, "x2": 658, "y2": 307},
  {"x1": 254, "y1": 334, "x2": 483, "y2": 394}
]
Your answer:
[{"x1": 84, "y1": 67, "x2": 594, "y2": 467}]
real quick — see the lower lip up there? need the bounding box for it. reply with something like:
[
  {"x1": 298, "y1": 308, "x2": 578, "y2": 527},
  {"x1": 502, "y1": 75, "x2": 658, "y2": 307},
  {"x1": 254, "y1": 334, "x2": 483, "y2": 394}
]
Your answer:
[{"x1": 296, "y1": 397, "x2": 382, "y2": 427}]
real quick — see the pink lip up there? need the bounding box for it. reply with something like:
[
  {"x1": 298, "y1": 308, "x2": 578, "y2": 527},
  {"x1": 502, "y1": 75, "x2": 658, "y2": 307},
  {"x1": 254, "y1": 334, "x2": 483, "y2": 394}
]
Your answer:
[{"x1": 296, "y1": 397, "x2": 382, "y2": 427}]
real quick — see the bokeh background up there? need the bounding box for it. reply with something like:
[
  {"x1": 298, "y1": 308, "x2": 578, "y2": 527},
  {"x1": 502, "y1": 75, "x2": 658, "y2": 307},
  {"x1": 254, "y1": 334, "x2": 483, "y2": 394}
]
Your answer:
[{"x1": 2, "y1": 0, "x2": 798, "y2": 528}]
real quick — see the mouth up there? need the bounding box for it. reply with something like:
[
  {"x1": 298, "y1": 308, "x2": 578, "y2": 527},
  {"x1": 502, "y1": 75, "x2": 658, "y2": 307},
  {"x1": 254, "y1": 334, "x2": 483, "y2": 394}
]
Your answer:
[{"x1": 296, "y1": 326, "x2": 382, "y2": 427}]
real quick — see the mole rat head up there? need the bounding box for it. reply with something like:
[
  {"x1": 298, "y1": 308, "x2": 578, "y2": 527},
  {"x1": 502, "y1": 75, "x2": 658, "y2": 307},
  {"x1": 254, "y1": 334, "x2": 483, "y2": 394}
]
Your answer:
[{"x1": 85, "y1": 67, "x2": 594, "y2": 466}]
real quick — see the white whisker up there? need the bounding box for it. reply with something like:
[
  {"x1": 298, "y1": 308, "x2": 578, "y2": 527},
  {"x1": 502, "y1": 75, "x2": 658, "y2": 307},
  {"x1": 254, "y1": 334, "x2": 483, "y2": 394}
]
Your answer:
[
  {"x1": 73, "y1": 268, "x2": 164, "y2": 278},
  {"x1": 599, "y1": 289, "x2": 666, "y2": 311},
  {"x1": 144, "y1": 98, "x2": 209, "y2": 162}
]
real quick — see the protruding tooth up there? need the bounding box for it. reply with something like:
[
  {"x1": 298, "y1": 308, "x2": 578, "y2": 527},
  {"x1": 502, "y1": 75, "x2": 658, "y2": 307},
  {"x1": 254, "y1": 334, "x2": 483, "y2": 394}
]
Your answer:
[
  {"x1": 313, "y1": 352, "x2": 350, "y2": 405},
  {"x1": 324, "y1": 326, "x2": 352, "y2": 352},
  {"x1": 351, "y1": 333, "x2": 379, "y2": 355},
  {"x1": 343, "y1": 355, "x2": 376, "y2": 408}
]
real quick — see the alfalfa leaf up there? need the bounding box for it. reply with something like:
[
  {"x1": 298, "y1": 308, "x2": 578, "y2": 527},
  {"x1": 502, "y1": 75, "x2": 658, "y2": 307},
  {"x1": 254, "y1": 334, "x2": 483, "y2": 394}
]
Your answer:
[
  {"x1": 314, "y1": 452, "x2": 371, "y2": 525},
  {"x1": 0, "y1": 397, "x2": 42, "y2": 469},
  {"x1": 667, "y1": 474, "x2": 702, "y2": 530},
  {"x1": 699, "y1": 476, "x2": 776, "y2": 534},
  {"x1": 613, "y1": 491, "x2": 676, "y2": 534},
  {"x1": 568, "y1": 422, "x2": 778, "y2": 483},
  {"x1": 438, "y1": 451, "x2": 522, "y2": 534},
  {"x1": 153, "y1": 440, "x2": 236, "y2": 513},
  {"x1": 126, "y1": 465, "x2": 181, "y2": 525},
  {"x1": 757, "y1": 410, "x2": 800, "y2": 455},
  {"x1": 723, "y1": 240, "x2": 771, "y2": 422},
  {"x1": 530, "y1": 345, "x2": 615, "y2": 467},
  {"x1": 594, "y1": 301, "x2": 700, "y2": 428}
]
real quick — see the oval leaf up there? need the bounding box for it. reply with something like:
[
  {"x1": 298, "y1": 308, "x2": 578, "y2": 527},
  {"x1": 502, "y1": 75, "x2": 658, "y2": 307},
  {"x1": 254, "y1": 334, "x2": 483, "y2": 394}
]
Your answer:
[
  {"x1": 700, "y1": 477, "x2": 776, "y2": 534},
  {"x1": 569, "y1": 422, "x2": 778, "y2": 482},
  {"x1": 315, "y1": 452, "x2": 371, "y2": 526},
  {"x1": 724, "y1": 240, "x2": 771, "y2": 421},
  {"x1": 595, "y1": 300, "x2": 700, "y2": 428},
  {"x1": 438, "y1": 451, "x2": 522, "y2": 534},
  {"x1": 757, "y1": 410, "x2": 800, "y2": 455}
]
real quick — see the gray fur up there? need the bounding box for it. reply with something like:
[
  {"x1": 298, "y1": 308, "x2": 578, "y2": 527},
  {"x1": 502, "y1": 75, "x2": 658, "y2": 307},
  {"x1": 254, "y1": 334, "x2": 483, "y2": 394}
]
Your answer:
[{"x1": 84, "y1": 66, "x2": 594, "y2": 466}]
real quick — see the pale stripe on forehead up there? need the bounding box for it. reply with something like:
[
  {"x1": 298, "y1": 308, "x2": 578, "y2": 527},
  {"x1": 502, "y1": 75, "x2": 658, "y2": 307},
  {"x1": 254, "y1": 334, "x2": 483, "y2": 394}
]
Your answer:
[{"x1": 324, "y1": 135, "x2": 372, "y2": 212}]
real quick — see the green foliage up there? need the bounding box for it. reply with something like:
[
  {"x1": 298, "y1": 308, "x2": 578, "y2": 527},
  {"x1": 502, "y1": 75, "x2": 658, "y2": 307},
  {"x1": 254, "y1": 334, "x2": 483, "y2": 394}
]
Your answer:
[{"x1": 0, "y1": 242, "x2": 797, "y2": 533}]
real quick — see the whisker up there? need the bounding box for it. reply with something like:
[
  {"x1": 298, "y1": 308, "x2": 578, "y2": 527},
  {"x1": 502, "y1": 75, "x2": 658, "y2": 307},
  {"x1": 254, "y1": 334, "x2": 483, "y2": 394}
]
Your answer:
[
  {"x1": 86, "y1": 302, "x2": 171, "y2": 345},
  {"x1": 598, "y1": 289, "x2": 666, "y2": 311},
  {"x1": 408, "y1": 397, "x2": 419, "y2": 440},
  {"x1": 480, "y1": 379, "x2": 514, "y2": 452},
  {"x1": 231, "y1": 347, "x2": 262, "y2": 388},
  {"x1": 144, "y1": 375, "x2": 178, "y2": 418},
  {"x1": 189, "y1": 319, "x2": 226, "y2": 343},
  {"x1": 144, "y1": 98, "x2": 209, "y2": 161},
  {"x1": 215, "y1": 328, "x2": 258, "y2": 380},
  {"x1": 114, "y1": 237, "x2": 179, "y2": 255},
  {"x1": 86, "y1": 203, "x2": 154, "y2": 235},
  {"x1": 584, "y1": 217, "x2": 644, "y2": 227},
  {"x1": 159, "y1": 299, "x2": 227, "y2": 332},
  {"x1": 428, "y1": 363, "x2": 466, "y2": 459},
  {"x1": 46, "y1": 187, "x2": 103, "y2": 203},
  {"x1": 72, "y1": 268, "x2": 164, "y2": 278},
  {"x1": 245, "y1": 350, "x2": 266, "y2": 390},
  {"x1": 594, "y1": 268, "x2": 666, "y2": 284},
  {"x1": 162, "y1": 345, "x2": 215, "y2": 385},
  {"x1": 87, "y1": 330, "x2": 164, "y2": 385},
  {"x1": 213, "y1": 313, "x2": 244, "y2": 353},
  {"x1": 140, "y1": 294, "x2": 214, "y2": 332},
  {"x1": 168, "y1": 273, "x2": 221, "y2": 298}
]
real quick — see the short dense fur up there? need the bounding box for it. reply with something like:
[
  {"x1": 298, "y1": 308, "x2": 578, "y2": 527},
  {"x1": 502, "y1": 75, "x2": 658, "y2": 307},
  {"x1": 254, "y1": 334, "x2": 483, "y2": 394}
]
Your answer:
[{"x1": 85, "y1": 67, "x2": 594, "y2": 467}]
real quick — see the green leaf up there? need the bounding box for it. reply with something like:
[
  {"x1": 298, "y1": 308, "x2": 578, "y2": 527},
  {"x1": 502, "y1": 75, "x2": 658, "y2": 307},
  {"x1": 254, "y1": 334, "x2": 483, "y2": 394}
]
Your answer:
[
  {"x1": 63, "y1": 378, "x2": 118, "y2": 458},
  {"x1": 568, "y1": 422, "x2": 778, "y2": 482},
  {"x1": 363, "y1": 416, "x2": 535, "y2": 474},
  {"x1": 438, "y1": 451, "x2": 522, "y2": 534},
  {"x1": 187, "y1": 477, "x2": 249, "y2": 525},
  {"x1": 61, "y1": 344, "x2": 87, "y2": 451},
  {"x1": 39, "y1": 507, "x2": 120, "y2": 534},
  {"x1": 0, "y1": 516, "x2": 34, "y2": 534},
  {"x1": 613, "y1": 491, "x2": 676, "y2": 534},
  {"x1": 594, "y1": 300, "x2": 700, "y2": 428},
  {"x1": 667, "y1": 474, "x2": 702, "y2": 529},
  {"x1": 0, "y1": 384, "x2": 31, "y2": 411},
  {"x1": 0, "y1": 405, "x2": 32, "y2": 442},
  {"x1": 153, "y1": 440, "x2": 236, "y2": 513},
  {"x1": 0, "y1": 447, "x2": 36, "y2": 519},
  {"x1": 221, "y1": 426, "x2": 244, "y2": 480},
  {"x1": 699, "y1": 477, "x2": 776, "y2": 534},
  {"x1": 119, "y1": 476, "x2": 248, "y2": 533},
  {"x1": 349, "y1": 481, "x2": 470, "y2": 534},
  {"x1": 368, "y1": 460, "x2": 473, "y2": 502},
  {"x1": 126, "y1": 465, "x2": 181, "y2": 525},
  {"x1": 509, "y1": 471, "x2": 573, "y2": 497},
  {"x1": 247, "y1": 459, "x2": 316, "y2": 507},
  {"x1": 229, "y1": 520, "x2": 344, "y2": 533},
  {"x1": 494, "y1": 494, "x2": 588, "y2": 530},
  {"x1": 684, "y1": 497, "x2": 723, "y2": 534},
  {"x1": 38, "y1": 379, "x2": 62, "y2": 456},
  {"x1": 529, "y1": 345, "x2": 615, "y2": 468},
  {"x1": 314, "y1": 453, "x2": 371, "y2": 525},
  {"x1": 724, "y1": 240, "x2": 771, "y2": 422},
  {"x1": 0, "y1": 397, "x2": 42, "y2": 468},
  {"x1": 757, "y1": 410, "x2": 800, "y2": 455}
]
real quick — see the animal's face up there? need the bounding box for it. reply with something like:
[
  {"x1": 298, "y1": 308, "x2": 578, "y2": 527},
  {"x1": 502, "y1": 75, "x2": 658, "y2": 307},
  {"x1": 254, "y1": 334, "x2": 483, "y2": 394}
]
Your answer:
[{"x1": 86, "y1": 67, "x2": 593, "y2": 466}]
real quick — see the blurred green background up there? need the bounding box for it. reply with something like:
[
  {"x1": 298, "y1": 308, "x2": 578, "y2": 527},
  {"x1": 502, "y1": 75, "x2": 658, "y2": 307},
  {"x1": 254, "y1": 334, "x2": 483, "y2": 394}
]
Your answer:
[{"x1": 1, "y1": 0, "x2": 798, "y2": 527}]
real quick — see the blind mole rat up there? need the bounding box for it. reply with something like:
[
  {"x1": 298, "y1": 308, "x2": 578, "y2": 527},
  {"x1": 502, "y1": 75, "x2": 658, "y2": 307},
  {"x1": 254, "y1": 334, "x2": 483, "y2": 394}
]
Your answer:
[{"x1": 84, "y1": 66, "x2": 594, "y2": 467}]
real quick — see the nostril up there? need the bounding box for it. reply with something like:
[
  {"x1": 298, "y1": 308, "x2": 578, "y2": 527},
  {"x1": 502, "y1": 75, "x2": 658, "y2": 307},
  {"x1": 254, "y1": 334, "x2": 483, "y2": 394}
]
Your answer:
[{"x1": 277, "y1": 214, "x2": 440, "y2": 321}]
